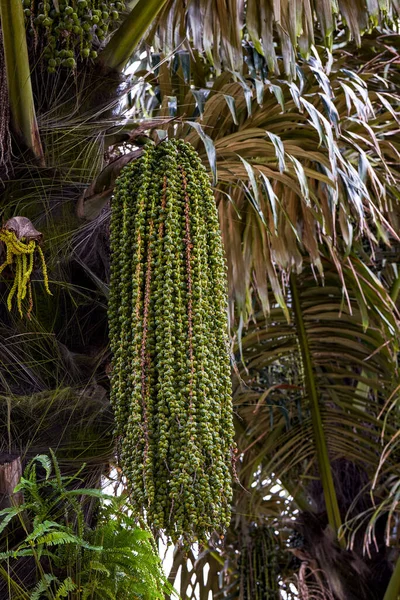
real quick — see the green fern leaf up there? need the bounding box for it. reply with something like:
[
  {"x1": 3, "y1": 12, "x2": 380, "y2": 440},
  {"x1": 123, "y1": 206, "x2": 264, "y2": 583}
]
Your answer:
[
  {"x1": 29, "y1": 573, "x2": 59, "y2": 600},
  {"x1": 87, "y1": 560, "x2": 111, "y2": 576},
  {"x1": 28, "y1": 455, "x2": 53, "y2": 481},
  {"x1": 0, "y1": 505, "x2": 28, "y2": 535},
  {"x1": 54, "y1": 576, "x2": 77, "y2": 599}
]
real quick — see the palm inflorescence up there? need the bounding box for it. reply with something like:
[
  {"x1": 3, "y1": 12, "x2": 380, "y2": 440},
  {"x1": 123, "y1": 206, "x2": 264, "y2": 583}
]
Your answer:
[
  {"x1": 109, "y1": 140, "x2": 235, "y2": 544},
  {"x1": 0, "y1": 226, "x2": 51, "y2": 318}
]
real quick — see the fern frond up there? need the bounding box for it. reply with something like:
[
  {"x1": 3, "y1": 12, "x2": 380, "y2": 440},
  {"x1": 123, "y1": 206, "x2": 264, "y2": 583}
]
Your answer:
[
  {"x1": 34, "y1": 532, "x2": 102, "y2": 551},
  {"x1": 48, "y1": 449, "x2": 62, "y2": 487},
  {"x1": 29, "y1": 574, "x2": 59, "y2": 600},
  {"x1": 54, "y1": 577, "x2": 77, "y2": 599},
  {"x1": 28, "y1": 455, "x2": 53, "y2": 481},
  {"x1": 23, "y1": 520, "x2": 60, "y2": 543},
  {"x1": 87, "y1": 560, "x2": 111, "y2": 576},
  {"x1": 0, "y1": 505, "x2": 28, "y2": 535}
]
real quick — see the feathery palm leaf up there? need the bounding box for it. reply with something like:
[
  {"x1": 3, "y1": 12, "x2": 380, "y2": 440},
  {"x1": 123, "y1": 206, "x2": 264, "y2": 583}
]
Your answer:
[
  {"x1": 144, "y1": 0, "x2": 400, "y2": 75},
  {"x1": 233, "y1": 257, "x2": 399, "y2": 525},
  {"x1": 122, "y1": 48, "x2": 400, "y2": 323}
]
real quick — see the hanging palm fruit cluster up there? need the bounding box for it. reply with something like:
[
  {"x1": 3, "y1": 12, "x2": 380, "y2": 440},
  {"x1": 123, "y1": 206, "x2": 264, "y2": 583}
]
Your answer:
[
  {"x1": 238, "y1": 525, "x2": 280, "y2": 599},
  {"x1": 109, "y1": 140, "x2": 235, "y2": 544},
  {"x1": 22, "y1": 0, "x2": 125, "y2": 72},
  {"x1": 0, "y1": 217, "x2": 52, "y2": 318}
]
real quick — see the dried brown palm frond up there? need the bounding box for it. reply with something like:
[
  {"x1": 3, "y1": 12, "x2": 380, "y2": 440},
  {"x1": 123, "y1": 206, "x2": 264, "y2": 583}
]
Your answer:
[
  {"x1": 296, "y1": 561, "x2": 335, "y2": 600},
  {"x1": 146, "y1": 0, "x2": 400, "y2": 76},
  {"x1": 124, "y1": 49, "x2": 400, "y2": 323}
]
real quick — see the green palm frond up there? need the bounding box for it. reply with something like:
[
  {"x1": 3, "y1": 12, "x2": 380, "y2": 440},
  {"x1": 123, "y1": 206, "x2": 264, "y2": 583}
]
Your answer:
[
  {"x1": 233, "y1": 257, "x2": 399, "y2": 525},
  {"x1": 383, "y1": 556, "x2": 400, "y2": 600}
]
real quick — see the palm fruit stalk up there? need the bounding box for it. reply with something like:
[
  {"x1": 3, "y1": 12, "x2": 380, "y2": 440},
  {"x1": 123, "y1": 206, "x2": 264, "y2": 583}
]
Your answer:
[
  {"x1": 109, "y1": 140, "x2": 235, "y2": 544},
  {"x1": 239, "y1": 526, "x2": 280, "y2": 599}
]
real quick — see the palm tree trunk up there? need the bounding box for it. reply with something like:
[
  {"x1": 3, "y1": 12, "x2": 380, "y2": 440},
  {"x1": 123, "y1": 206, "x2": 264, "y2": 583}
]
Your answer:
[{"x1": 0, "y1": 455, "x2": 23, "y2": 509}]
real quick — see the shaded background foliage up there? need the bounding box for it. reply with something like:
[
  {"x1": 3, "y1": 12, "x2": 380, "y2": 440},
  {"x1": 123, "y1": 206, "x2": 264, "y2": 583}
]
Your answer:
[{"x1": 0, "y1": 0, "x2": 399, "y2": 598}]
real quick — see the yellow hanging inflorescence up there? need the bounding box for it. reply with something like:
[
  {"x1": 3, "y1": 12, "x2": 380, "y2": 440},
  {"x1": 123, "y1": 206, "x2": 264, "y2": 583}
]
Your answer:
[{"x1": 0, "y1": 228, "x2": 52, "y2": 318}]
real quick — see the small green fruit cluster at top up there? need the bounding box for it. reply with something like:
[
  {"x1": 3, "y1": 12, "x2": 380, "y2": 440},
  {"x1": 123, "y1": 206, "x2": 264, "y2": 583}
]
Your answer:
[
  {"x1": 22, "y1": 0, "x2": 125, "y2": 72},
  {"x1": 109, "y1": 140, "x2": 235, "y2": 545}
]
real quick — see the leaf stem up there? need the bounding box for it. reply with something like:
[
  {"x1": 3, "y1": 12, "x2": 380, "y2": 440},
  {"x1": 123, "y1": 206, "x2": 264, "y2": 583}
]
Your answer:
[
  {"x1": 390, "y1": 272, "x2": 400, "y2": 303},
  {"x1": 0, "y1": 0, "x2": 44, "y2": 164},
  {"x1": 383, "y1": 555, "x2": 400, "y2": 600},
  {"x1": 290, "y1": 273, "x2": 343, "y2": 543},
  {"x1": 98, "y1": 0, "x2": 169, "y2": 72}
]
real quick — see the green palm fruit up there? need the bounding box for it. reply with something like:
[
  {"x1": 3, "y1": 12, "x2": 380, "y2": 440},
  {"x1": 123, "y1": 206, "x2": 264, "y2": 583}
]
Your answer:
[
  {"x1": 22, "y1": 0, "x2": 121, "y2": 69},
  {"x1": 109, "y1": 141, "x2": 235, "y2": 545}
]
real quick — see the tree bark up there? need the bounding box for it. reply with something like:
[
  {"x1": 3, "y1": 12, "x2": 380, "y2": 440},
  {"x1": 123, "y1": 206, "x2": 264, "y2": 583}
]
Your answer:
[{"x1": 0, "y1": 454, "x2": 22, "y2": 509}]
